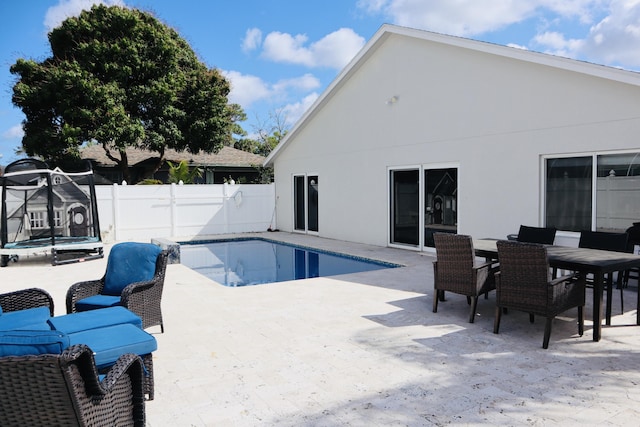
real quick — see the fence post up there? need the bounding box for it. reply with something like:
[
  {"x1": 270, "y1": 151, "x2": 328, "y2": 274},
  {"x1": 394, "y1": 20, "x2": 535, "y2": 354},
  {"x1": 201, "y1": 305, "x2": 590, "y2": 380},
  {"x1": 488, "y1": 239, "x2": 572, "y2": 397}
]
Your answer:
[
  {"x1": 112, "y1": 183, "x2": 120, "y2": 241},
  {"x1": 170, "y1": 183, "x2": 177, "y2": 238}
]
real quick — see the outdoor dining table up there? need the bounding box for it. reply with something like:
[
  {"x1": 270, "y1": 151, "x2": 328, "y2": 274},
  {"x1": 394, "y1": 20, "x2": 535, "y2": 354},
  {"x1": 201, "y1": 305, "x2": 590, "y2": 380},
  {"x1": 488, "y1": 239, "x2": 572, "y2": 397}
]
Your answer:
[{"x1": 473, "y1": 238, "x2": 640, "y2": 342}]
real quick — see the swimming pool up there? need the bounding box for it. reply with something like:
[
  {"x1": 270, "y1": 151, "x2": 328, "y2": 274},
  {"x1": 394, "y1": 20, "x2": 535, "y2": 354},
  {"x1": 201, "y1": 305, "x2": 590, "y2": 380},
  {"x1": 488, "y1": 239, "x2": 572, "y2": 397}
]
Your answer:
[{"x1": 179, "y1": 238, "x2": 400, "y2": 287}]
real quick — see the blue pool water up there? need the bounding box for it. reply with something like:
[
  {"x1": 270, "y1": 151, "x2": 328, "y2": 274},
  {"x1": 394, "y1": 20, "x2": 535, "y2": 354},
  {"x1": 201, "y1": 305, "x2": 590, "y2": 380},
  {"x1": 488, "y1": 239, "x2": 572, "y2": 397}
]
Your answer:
[{"x1": 179, "y1": 238, "x2": 399, "y2": 287}]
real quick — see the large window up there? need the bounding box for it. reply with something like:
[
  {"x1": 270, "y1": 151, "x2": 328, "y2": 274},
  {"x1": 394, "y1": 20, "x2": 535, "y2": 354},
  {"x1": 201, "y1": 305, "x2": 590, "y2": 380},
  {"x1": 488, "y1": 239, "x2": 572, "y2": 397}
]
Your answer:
[{"x1": 545, "y1": 152, "x2": 640, "y2": 232}]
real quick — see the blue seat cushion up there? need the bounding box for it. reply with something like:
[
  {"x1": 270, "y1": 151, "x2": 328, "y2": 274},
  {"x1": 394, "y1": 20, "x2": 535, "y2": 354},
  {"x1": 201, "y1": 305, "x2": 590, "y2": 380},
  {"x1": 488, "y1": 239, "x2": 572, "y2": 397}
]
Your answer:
[
  {"x1": 75, "y1": 295, "x2": 122, "y2": 312},
  {"x1": 0, "y1": 330, "x2": 70, "y2": 356},
  {"x1": 48, "y1": 307, "x2": 143, "y2": 333},
  {"x1": 103, "y1": 242, "x2": 162, "y2": 296},
  {"x1": 0, "y1": 307, "x2": 52, "y2": 331},
  {"x1": 68, "y1": 324, "x2": 157, "y2": 369}
]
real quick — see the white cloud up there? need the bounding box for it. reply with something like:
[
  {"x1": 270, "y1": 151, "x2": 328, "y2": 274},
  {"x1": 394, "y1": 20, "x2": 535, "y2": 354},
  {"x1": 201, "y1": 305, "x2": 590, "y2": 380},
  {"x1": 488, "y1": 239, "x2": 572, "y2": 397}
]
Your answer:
[
  {"x1": 2, "y1": 124, "x2": 24, "y2": 140},
  {"x1": 356, "y1": 0, "x2": 606, "y2": 36},
  {"x1": 242, "y1": 28, "x2": 262, "y2": 53},
  {"x1": 272, "y1": 74, "x2": 321, "y2": 93},
  {"x1": 281, "y1": 93, "x2": 320, "y2": 126},
  {"x1": 223, "y1": 70, "x2": 320, "y2": 110},
  {"x1": 261, "y1": 28, "x2": 365, "y2": 69},
  {"x1": 223, "y1": 70, "x2": 272, "y2": 107},
  {"x1": 577, "y1": 0, "x2": 640, "y2": 67},
  {"x1": 357, "y1": 0, "x2": 640, "y2": 70},
  {"x1": 44, "y1": 0, "x2": 125, "y2": 31}
]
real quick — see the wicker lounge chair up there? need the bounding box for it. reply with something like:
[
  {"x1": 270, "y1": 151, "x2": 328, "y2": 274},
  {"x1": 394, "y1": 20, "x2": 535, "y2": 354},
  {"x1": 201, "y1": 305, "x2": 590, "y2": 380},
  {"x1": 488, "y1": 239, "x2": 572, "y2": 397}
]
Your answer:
[
  {"x1": 494, "y1": 240, "x2": 585, "y2": 349},
  {"x1": 66, "y1": 242, "x2": 168, "y2": 332},
  {"x1": 432, "y1": 233, "x2": 498, "y2": 323},
  {"x1": 0, "y1": 344, "x2": 145, "y2": 426}
]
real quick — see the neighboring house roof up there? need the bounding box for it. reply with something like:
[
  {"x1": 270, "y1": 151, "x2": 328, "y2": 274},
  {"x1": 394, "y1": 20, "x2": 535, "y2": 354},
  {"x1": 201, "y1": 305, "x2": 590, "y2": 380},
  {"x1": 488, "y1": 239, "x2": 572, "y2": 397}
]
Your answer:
[
  {"x1": 81, "y1": 145, "x2": 265, "y2": 167},
  {"x1": 264, "y1": 23, "x2": 640, "y2": 166}
]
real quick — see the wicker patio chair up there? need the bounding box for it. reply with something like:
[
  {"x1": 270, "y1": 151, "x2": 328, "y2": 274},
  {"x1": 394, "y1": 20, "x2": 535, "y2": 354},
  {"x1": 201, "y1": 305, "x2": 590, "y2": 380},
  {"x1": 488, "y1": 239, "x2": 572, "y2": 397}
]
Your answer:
[
  {"x1": 432, "y1": 233, "x2": 498, "y2": 323},
  {"x1": 66, "y1": 242, "x2": 168, "y2": 332},
  {"x1": 0, "y1": 344, "x2": 145, "y2": 427},
  {"x1": 494, "y1": 240, "x2": 585, "y2": 349},
  {"x1": 0, "y1": 287, "x2": 54, "y2": 316}
]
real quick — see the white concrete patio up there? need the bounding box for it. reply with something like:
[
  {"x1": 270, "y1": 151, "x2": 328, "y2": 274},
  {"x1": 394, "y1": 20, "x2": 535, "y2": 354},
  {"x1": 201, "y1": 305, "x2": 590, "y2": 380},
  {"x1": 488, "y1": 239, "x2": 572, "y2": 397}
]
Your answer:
[{"x1": 2, "y1": 232, "x2": 640, "y2": 426}]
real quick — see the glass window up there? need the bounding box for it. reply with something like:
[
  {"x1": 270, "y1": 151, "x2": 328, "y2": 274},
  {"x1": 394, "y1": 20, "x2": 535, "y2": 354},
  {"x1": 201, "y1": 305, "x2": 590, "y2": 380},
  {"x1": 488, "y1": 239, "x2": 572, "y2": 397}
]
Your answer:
[
  {"x1": 596, "y1": 153, "x2": 640, "y2": 232},
  {"x1": 307, "y1": 176, "x2": 318, "y2": 232},
  {"x1": 545, "y1": 153, "x2": 640, "y2": 233},
  {"x1": 29, "y1": 211, "x2": 46, "y2": 229},
  {"x1": 293, "y1": 174, "x2": 319, "y2": 233},
  {"x1": 545, "y1": 157, "x2": 592, "y2": 232},
  {"x1": 294, "y1": 176, "x2": 305, "y2": 231}
]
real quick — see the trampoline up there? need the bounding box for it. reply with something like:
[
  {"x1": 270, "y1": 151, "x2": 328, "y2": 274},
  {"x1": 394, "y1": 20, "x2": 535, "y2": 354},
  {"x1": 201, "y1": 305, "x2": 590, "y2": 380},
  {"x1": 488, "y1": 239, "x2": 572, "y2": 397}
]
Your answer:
[{"x1": 0, "y1": 158, "x2": 103, "y2": 266}]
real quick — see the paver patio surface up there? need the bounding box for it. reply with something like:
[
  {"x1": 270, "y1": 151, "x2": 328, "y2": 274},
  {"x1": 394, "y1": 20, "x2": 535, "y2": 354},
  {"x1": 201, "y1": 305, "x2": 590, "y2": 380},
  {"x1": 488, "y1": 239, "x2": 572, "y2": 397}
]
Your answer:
[{"x1": 2, "y1": 232, "x2": 640, "y2": 426}]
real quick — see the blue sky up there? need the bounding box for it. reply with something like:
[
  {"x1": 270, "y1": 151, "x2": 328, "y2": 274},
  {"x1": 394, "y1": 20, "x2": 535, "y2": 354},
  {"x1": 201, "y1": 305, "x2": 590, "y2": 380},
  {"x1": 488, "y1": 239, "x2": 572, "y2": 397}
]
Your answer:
[{"x1": 2, "y1": 0, "x2": 640, "y2": 166}]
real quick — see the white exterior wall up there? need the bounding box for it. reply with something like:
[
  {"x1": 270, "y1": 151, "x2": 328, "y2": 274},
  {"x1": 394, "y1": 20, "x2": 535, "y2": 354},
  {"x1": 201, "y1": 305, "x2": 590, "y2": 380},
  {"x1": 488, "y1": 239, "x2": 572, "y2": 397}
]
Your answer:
[{"x1": 271, "y1": 30, "x2": 640, "y2": 248}]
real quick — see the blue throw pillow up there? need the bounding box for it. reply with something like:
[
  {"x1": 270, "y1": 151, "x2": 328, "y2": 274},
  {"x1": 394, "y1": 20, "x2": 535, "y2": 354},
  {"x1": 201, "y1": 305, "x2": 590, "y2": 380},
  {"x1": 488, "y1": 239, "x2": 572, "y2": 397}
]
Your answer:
[
  {"x1": 0, "y1": 330, "x2": 70, "y2": 356},
  {"x1": 102, "y1": 242, "x2": 162, "y2": 296}
]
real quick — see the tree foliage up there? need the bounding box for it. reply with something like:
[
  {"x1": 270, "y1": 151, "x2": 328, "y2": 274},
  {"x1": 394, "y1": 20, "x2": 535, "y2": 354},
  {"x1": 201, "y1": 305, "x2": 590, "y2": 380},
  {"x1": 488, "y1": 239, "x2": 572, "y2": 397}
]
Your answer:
[
  {"x1": 10, "y1": 5, "x2": 239, "y2": 183},
  {"x1": 167, "y1": 159, "x2": 202, "y2": 184}
]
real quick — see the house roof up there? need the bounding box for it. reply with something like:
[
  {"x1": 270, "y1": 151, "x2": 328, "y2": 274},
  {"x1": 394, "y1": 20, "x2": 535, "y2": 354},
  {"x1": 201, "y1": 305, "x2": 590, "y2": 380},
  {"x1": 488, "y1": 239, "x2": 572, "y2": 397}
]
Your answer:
[
  {"x1": 81, "y1": 145, "x2": 265, "y2": 168},
  {"x1": 264, "y1": 23, "x2": 640, "y2": 166}
]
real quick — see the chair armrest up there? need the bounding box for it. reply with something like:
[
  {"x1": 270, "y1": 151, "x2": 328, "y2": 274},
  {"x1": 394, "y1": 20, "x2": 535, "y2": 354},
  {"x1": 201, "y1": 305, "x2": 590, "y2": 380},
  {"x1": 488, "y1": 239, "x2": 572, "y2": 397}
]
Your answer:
[
  {"x1": 549, "y1": 272, "x2": 580, "y2": 287},
  {"x1": 0, "y1": 288, "x2": 54, "y2": 316},
  {"x1": 473, "y1": 261, "x2": 499, "y2": 271},
  {"x1": 66, "y1": 279, "x2": 105, "y2": 313},
  {"x1": 61, "y1": 344, "x2": 146, "y2": 424},
  {"x1": 120, "y1": 279, "x2": 159, "y2": 302}
]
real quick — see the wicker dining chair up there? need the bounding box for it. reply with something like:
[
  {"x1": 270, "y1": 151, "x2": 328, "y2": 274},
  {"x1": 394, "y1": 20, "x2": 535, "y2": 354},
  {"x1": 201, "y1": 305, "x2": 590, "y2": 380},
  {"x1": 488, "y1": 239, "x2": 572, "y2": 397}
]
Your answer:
[
  {"x1": 66, "y1": 242, "x2": 168, "y2": 332},
  {"x1": 432, "y1": 233, "x2": 498, "y2": 323},
  {"x1": 0, "y1": 344, "x2": 146, "y2": 427},
  {"x1": 494, "y1": 240, "x2": 585, "y2": 349},
  {"x1": 515, "y1": 225, "x2": 557, "y2": 244}
]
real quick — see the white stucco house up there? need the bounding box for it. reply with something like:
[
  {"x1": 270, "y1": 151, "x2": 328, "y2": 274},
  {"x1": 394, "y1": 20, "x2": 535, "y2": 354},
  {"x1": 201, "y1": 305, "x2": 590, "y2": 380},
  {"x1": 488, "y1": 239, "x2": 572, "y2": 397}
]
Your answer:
[{"x1": 264, "y1": 24, "x2": 640, "y2": 252}]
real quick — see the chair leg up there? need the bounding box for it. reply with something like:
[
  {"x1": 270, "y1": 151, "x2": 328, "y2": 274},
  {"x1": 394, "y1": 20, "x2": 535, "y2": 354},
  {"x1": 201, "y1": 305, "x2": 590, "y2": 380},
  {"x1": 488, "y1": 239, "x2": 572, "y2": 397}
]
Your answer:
[
  {"x1": 493, "y1": 306, "x2": 502, "y2": 333},
  {"x1": 468, "y1": 296, "x2": 478, "y2": 323},
  {"x1": 439, "y1": 291, "x2": 446, "y2": 301},
  {"x1": 617, "y1": 271, "x2": 624, "y2": 314},
  {"x1": 529, "y1": 313, "x2": 535, "y2": 323},
  {"x1": 543, "y1": 317, "x2": 553, "y2": 349},
  {"x1": 606, "y1": 274, "x2": 613, "y2": 325},
  {"x1": 433, "y1": 290, "x2": 440, "y2": 313},
  {"x1": 466, "y1": 296, "x2": 471, "y2": 305},
  {"x1": 578, "y1": 306, "x2": 584, "y2": 336}
]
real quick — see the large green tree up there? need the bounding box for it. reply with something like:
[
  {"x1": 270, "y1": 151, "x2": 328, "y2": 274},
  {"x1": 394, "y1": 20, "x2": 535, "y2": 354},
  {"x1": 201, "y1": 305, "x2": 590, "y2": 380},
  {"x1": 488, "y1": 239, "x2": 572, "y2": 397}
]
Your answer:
[{"x1": 11, "y1": 5, "x2": 240, "y2": 183}]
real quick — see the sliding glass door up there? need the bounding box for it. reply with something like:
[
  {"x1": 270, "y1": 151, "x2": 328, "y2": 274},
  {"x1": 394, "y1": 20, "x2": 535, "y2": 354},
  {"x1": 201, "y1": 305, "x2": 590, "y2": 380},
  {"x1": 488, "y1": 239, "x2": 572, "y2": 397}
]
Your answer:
[
  {"x1": 389, "y1": 166, "x2": 458, "y2": 249},
  {"x1": 390, "y1": 169, "x2": 419, "y2": 246},
  {"x1": 293, "y1": 174, "x2": 319, "y2": 233}
]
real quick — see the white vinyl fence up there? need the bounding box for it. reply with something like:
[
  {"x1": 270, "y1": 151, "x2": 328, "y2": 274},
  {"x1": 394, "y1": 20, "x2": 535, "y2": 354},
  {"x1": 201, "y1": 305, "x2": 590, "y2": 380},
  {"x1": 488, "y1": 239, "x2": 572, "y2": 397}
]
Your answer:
[{"x1": 96, "y1": 183, "x2": 275, "y2": 242}]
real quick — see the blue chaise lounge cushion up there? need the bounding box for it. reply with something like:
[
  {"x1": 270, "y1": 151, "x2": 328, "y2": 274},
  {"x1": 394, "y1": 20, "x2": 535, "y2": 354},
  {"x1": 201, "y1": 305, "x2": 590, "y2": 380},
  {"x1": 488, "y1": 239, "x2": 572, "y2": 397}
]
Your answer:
[
  {"x1": 68, "y1": 324, "x2": 157, "y2": 369},
  {"x1": 0, "y1": 330, "x2": 70, "y2": 357},
  {"x1": 0, "y1": 306, "x2": 53, "y2": 331},
  {"x1": 102, "y1": 242, "x2": 162, "y2": 296},
  {"x1": 48, "y1": 306, "x2": 143, "y2": 333}
]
